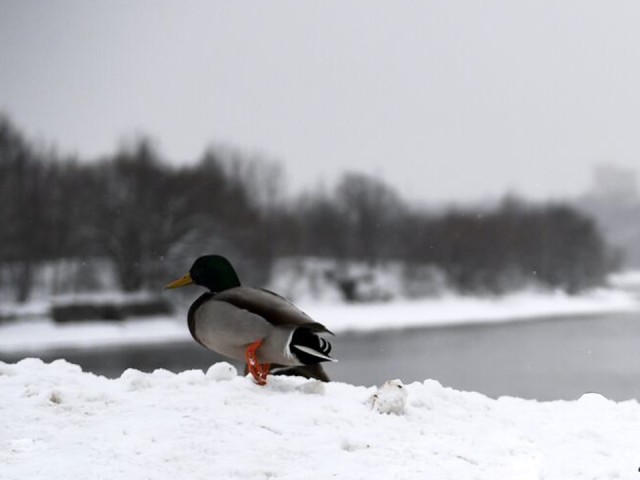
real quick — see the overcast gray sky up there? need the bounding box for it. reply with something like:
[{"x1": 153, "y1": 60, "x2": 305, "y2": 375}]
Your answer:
[{"x1": 1, "y1": 1, "x2": 639, "y2": 203}]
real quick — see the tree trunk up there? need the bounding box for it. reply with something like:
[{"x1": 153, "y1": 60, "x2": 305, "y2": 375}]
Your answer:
[{"x1": 13, "y1": 260, "x2": 34, "y2": 303}]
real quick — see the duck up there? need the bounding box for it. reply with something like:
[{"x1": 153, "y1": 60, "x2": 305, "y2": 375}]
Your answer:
[{"x1": 165, "y1": 255, "x2": 335, "y2": 385}]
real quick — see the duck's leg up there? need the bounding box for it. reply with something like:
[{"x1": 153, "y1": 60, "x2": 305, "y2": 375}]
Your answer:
[{"x1": 245, "y1": 339, "x2": 271, "y2": 386}]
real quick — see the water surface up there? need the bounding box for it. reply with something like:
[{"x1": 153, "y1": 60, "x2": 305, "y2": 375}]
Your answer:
[{"x1": 3, "y1": 311, "x2": 639, "y2": 401}]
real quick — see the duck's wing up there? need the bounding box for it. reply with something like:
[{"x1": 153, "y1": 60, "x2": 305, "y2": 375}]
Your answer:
[{"x1": 213, "y1": 287, "x2": 333, "y2": 335}]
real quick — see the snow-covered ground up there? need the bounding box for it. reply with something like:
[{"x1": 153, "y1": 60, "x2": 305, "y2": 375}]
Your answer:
[
  {"x1": 608, "y1": 269, "x2": 640, "y2": 291},
  {"x1": 2, "y1": 358, "x2": 639, "y2": 480},
  {"x1": 306, "y1": 287, "x2": 639, "y2": 333},
  {"x1": 0, "y1": 287, "x2": 638, "y2": 353}
]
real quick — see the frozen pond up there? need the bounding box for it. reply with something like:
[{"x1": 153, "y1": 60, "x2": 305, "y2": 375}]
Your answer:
[{"x1": 3, "y1": 311, "x2": 640, "y2": 401}]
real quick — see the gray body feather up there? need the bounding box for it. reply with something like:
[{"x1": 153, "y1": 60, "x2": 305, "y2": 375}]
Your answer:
[{"x1": 190, "y1": 287, "x2": 332, "y2": 367}]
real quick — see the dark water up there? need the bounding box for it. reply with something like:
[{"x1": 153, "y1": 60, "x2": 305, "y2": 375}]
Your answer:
[{"x1": 3, "y1": 311, "x2": 640, "y2": 401}]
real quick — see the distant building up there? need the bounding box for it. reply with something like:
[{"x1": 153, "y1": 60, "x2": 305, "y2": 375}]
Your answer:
[
  {"x1": 578, "y1": 163, "x2": 640, "y2": 268},
  {"x1": 588, "y1": 163, "x2": 638, "y2": 203}
]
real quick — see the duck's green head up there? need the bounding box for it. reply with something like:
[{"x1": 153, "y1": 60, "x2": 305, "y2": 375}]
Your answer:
[{"x1": 165, "y1": 255, "x2": 241, "y2": 292}]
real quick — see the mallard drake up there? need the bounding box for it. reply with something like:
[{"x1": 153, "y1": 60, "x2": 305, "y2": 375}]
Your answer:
[{"x1": 165, "y1": 255, "x2": 335, "y2": 385}]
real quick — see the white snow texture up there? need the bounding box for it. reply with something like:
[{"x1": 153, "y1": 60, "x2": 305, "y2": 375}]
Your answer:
[{"x1": 2, "y1": 358, "x2": 640, "y2": 480}]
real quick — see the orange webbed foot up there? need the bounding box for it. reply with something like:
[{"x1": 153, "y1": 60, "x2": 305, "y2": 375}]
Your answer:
[{"x1": 245, "y1": 339, "x2": 271, "y2": 386}]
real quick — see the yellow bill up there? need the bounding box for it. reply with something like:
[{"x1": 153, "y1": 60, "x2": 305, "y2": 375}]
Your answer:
[{"x1": 165, "y1": 273, "x2": 194, "y2": 289}]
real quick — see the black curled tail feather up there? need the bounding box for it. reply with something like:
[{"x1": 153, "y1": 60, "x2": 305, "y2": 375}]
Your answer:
[{"x1": 290, "y1": 327, "x2": 334, "y2": 365}]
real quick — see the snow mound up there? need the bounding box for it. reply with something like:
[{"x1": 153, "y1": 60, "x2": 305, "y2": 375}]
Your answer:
[
  {"x1": 206, "y1": 361, "x2": 238, "y2": 381},
  {"x1": 370, "y1": 379, "x2": 408, "y2": 415},
  {"x1": 2, "y1": 359, "x2": 640, "y2": 479}
]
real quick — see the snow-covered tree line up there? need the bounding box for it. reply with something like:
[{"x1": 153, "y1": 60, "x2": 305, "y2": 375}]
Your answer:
[{"x1": 0, "y1": 114, "x2": 616, "y2": 302}]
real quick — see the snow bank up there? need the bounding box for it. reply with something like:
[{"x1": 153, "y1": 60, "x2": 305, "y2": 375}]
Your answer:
[
  {"x1": 309, "y1": 287, "x2": 639, "y2": 332},
  {"x1": 2, "y1": 359, "x2": 639, "y2": 480},
  {"x1": 609, "y1": 270, "x2": 640, "y2": 290},
  {"x1": 0, "y1": 317, "x2": 188, "y2": 353},
  {"x1": 0, "y1": 288, "x2": 638, "y2": 353}
]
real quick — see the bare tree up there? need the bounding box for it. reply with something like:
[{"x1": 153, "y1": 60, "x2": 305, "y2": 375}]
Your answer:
[{"x1": 335, "y1": 172, "x2": 404, "y2": 264}]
